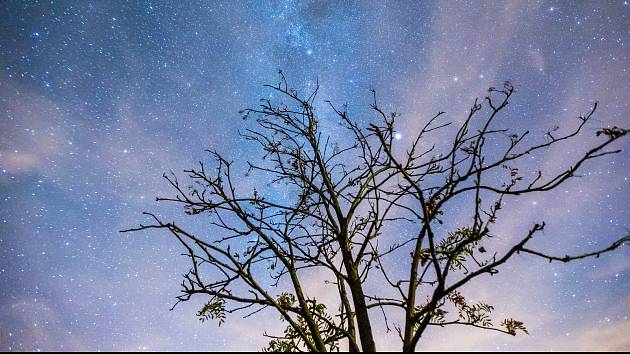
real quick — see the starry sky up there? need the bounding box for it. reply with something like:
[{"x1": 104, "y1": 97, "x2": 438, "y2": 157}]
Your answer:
[{"x1": 1, "y1": 0, "x2": 629, "y2": 351}]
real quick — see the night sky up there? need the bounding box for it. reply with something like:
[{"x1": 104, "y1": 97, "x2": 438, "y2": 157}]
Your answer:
[{"x1": 1, "y1": 0, "x2": 629, "y2": 351}]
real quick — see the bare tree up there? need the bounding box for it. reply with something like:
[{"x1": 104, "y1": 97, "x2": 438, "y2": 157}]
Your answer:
[{"x1": 123, "y1": 72, "x2": 629, "y2": 352}]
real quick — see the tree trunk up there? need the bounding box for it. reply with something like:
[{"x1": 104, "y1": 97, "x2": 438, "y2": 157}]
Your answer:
[{"x1": 343, "y1": 255, "x2": 376, "y2": 352}]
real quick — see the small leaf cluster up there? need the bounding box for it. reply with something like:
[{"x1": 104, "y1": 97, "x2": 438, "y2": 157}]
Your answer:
[{"x1": 197, "y1": 298, "x2": 226, "y2": 326}]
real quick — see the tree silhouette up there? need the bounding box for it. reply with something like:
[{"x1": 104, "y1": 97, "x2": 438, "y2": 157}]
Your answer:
[{"x1": 123, "y1": 72, "x2": 629, "y2": 352}]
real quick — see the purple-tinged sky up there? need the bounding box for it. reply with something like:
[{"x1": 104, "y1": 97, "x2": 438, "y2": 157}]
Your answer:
[{"x1": 0, "y1": 1, "x2": 629, "y2": 351}]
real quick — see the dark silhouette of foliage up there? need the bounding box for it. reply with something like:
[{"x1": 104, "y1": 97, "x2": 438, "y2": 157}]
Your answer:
[{"x1": 123, "y1": 72, "x2": 629, "y2": 352}]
